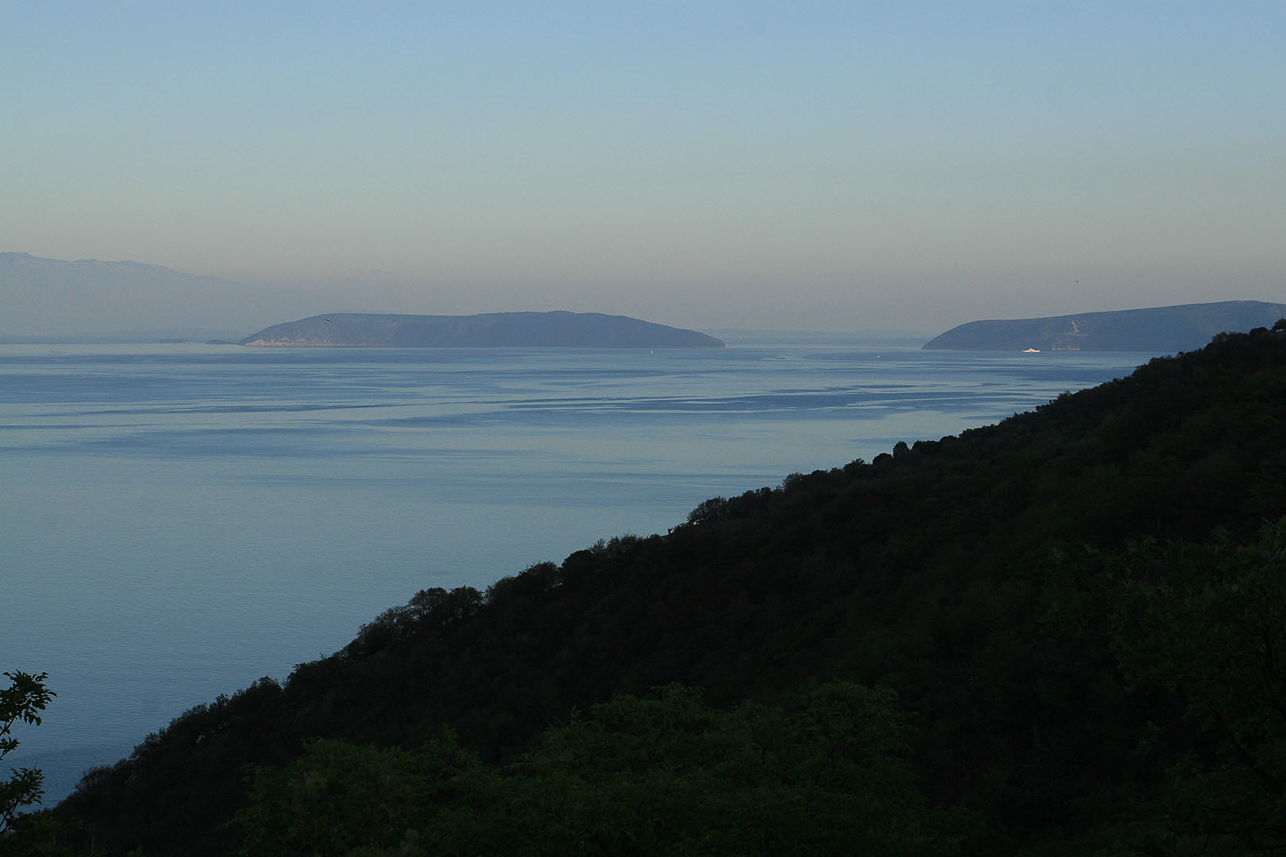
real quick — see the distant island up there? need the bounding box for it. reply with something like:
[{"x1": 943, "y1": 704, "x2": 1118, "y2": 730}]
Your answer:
[
  {"x1": 923, "y1": 300, "x2": 1286, "y2": 352},
  {"x1": 240, "y1": 311, "x2": 726, "y2": 348}
]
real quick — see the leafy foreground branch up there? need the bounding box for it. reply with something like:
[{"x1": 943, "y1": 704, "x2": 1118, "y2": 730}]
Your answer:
[
  {"x1": 231, "y1": 682, "x2": 975, "y2": 857},
  {"x1": 1, "y1": 671, "x2": 54, "y2": 836}
]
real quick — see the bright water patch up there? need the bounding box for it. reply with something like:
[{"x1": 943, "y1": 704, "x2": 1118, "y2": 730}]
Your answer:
[{"x1": 0, "y1": 340, "x2": 1157, "y2": 802}]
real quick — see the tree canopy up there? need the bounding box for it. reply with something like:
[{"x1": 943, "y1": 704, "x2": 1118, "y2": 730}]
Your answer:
[{"x1": 1, "y1": 670, "x2": 54, "y2": 835}]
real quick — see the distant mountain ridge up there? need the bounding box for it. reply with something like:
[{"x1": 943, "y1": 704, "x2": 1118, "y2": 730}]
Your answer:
[
  {"x1": 0, "y1": 253, "x2": 724, "y2": 346},
  {"x1": 0, "y1": 252, "x2": 310, "y2": 339},
  {"x1": 923, "y1": 300, "x2": 1286, "y2": 352},
  {"x1": 240, "y1": 312, "x2": 726, "y2": 348}
]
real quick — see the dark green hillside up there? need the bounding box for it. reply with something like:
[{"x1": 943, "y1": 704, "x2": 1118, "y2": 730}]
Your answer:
[{"x1": 44, "y1": 322, "x2": 1286, "y2": 855}]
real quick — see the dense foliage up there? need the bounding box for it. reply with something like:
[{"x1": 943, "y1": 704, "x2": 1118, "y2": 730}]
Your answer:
[
  {"x1": 47, "y1": 322, "x2": 1286, "y2": 855},
  {"x1": 1047, "y1": 523, "x2": 1286, "y2": 853},
  {"x1": 232, "y1": 682, "x2": 973, "y2": 856},
  {"x1": 0, "y1": 671, "x2": 54, "y2": 835}
]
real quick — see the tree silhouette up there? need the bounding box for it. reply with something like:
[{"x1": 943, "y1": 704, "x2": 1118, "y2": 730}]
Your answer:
[{"x1": 0, "y1": 670, "x2": 54, "y2": 834}]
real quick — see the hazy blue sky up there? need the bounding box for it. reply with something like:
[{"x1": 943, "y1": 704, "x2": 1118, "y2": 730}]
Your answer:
[{"x1": 3, "y1": 1, "x2": 1283, "y2": 333}]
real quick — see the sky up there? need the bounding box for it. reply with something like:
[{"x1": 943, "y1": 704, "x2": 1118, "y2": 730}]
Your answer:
[{"x1": 2, "y1": 1, "x2": 1283, "y2": 334}]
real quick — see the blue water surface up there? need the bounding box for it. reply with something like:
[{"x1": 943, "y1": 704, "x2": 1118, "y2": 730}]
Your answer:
[{"x1": 0, "y1": 338, "x2": 1157, "y2": 802}]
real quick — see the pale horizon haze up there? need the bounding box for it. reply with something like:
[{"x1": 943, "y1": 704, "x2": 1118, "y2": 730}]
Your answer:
[{"x1": 2, "y1": 1, "x2": 1284, "y2": 335}]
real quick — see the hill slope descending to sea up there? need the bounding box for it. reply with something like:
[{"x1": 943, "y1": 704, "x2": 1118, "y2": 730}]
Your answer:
[
  {"x1": 923, "y1": 299, "x2": 1286, "y2": 351},
  {"x1": 53, "y1": 322, "x2": 1286, "y2": 855},
  {"x1": 240, "y1": 312, "x2": 726, "y2": 348}
]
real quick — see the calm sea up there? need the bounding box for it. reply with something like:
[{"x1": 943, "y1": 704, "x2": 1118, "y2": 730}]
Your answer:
[{"x1": 0, "y1": 338, "x2": 1157, "y2": 802}]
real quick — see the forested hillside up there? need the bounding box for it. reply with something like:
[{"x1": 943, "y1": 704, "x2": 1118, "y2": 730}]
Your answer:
[{"x1": 23, "y1": 322, "x2": 1286, "y2": 855}]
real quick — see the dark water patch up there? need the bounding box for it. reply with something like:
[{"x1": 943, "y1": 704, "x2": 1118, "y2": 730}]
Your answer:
[
  {"x1": 69, "y1": 426, "x2": 361, "y2": 457},
  {"x1": 504, "y1": 388, "x2": 1039, "y2": 415},
  {"x1": 45, "y1": 401, "x2": 395, "y2": 418}
]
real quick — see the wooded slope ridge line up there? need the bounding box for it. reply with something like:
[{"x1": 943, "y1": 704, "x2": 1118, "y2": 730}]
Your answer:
[
  {"x1": 32, "y1": 321, "x2": 1286, "y2": 856},
  {"x1": 923, "y1": 299, "x2": 1286, "y2": 352},
  {"x1": 240, "y1": 311, "x2": 726, "y2": 348}
]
